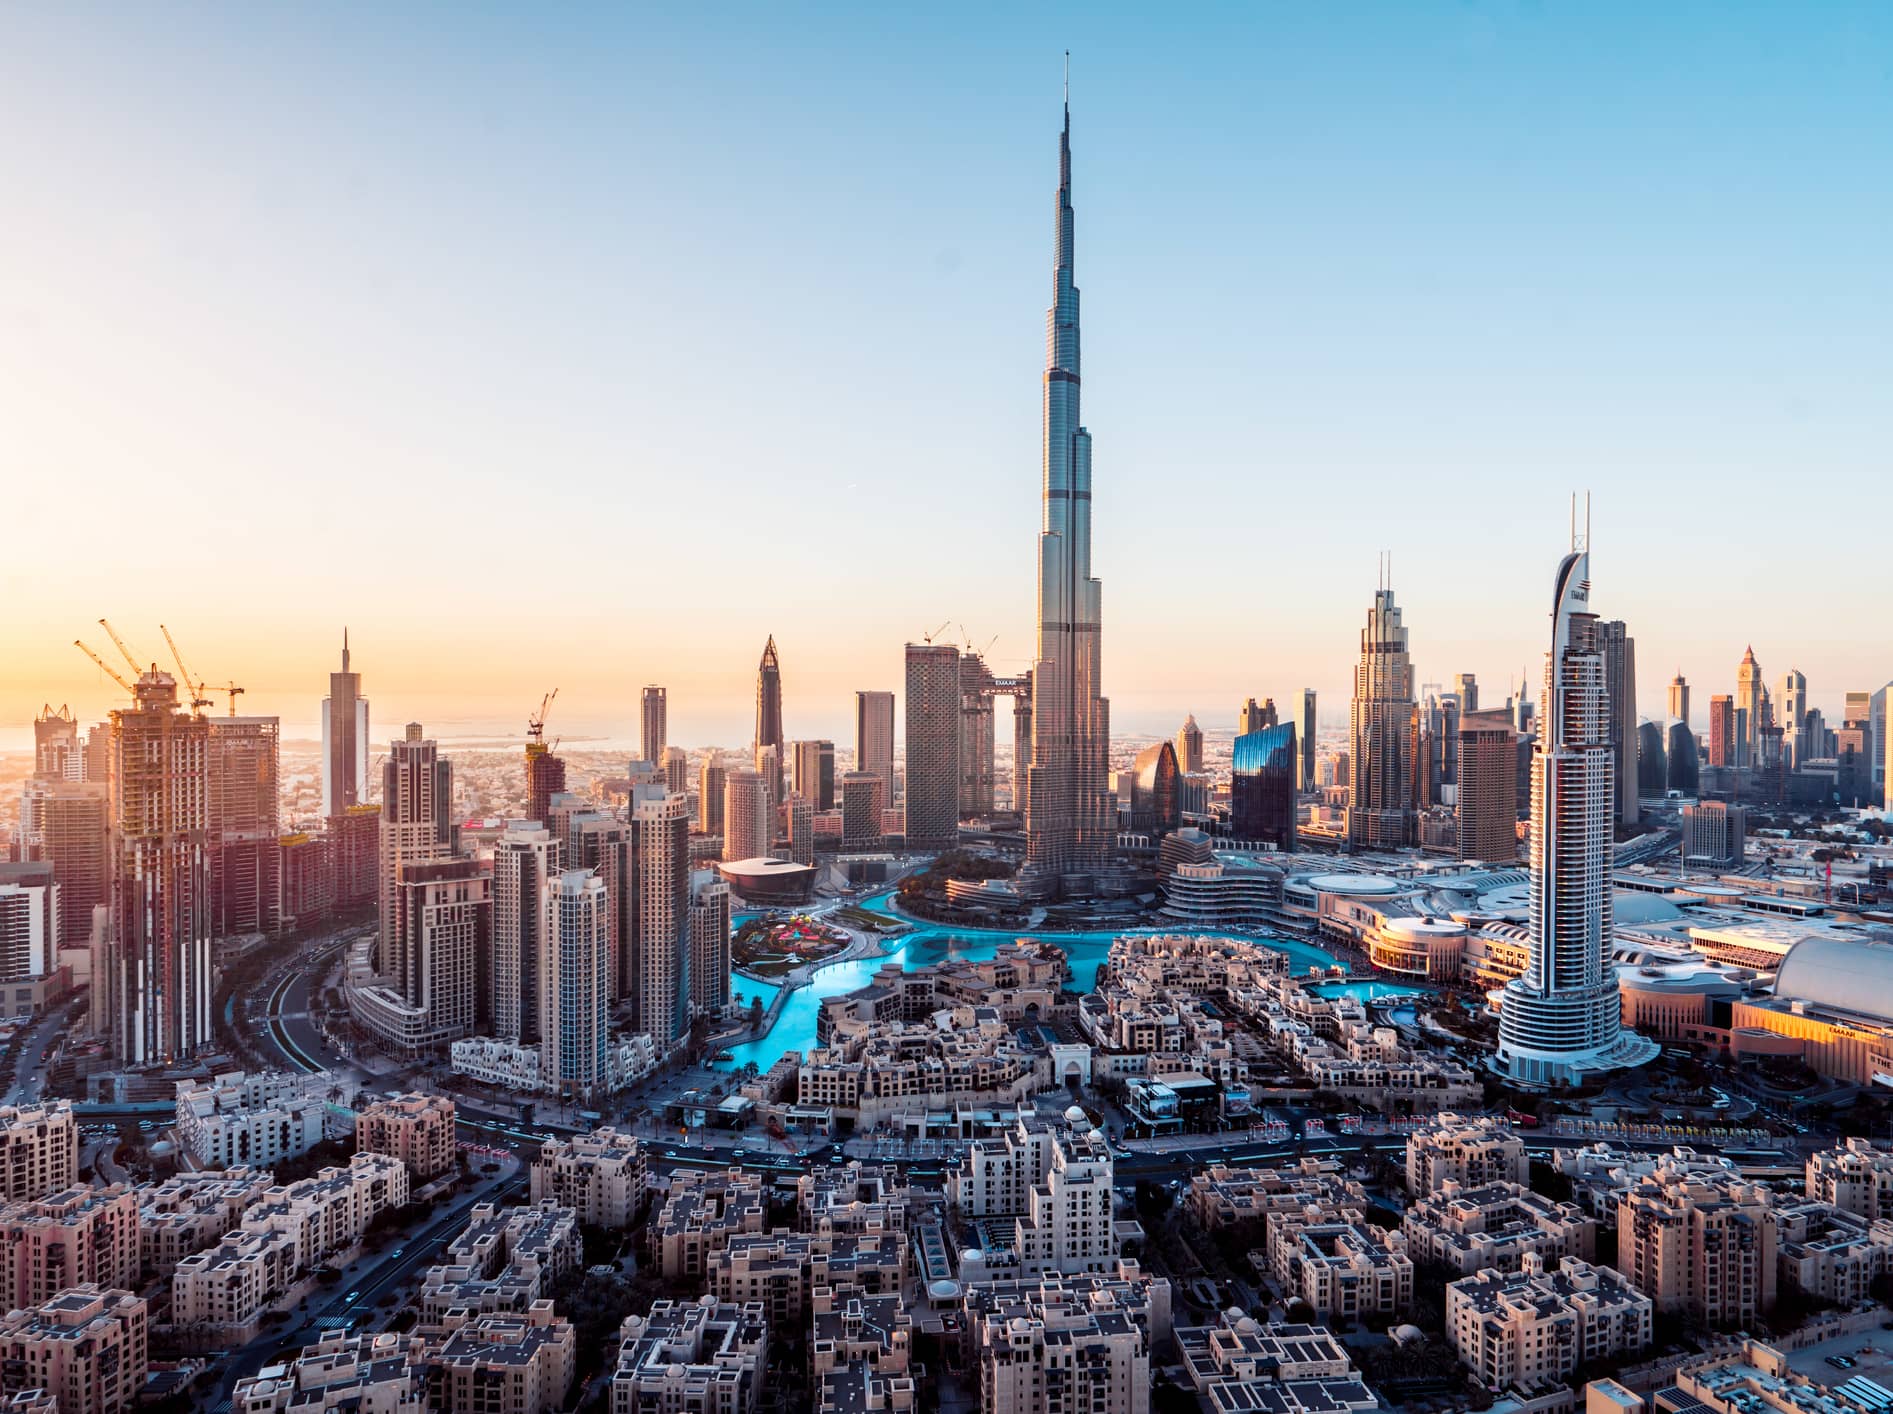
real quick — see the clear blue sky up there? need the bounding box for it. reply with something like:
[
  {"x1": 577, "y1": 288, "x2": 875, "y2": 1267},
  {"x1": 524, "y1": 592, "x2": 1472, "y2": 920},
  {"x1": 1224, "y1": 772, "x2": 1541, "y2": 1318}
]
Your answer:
[{"x1": 2, "y1": 2, "x2": 1888, "y2": 745}]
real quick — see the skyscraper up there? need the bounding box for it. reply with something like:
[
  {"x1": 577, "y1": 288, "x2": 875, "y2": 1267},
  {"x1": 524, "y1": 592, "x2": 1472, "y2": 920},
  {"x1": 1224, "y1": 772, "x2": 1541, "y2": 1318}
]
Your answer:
[
  {"x1": 689, "y1": 869, "x2": 731, "y2": 1018},
  {"x1": 207, "y1": 715, "x2": 281, "y2": 937},
  {"x1": 1238, "y1": 698, "x2": 1264, "y2": 736},
  {"x1": 1735, "y1": 647, "x2": 1764, "y2": 769},
  {"x1": 104, "y1": 668, "x2": 213, "y2": 1064},
  {"x1": 1458, "y1": 709, "x2": 1520, "y2": 863},
  {"x1": 641, "y1": 686, "x2": 668, "y2": 766},
  {"x1": 34, "y1": 782, "x2": 107, "y2": 956},
  {"x1": 1708, "y1": 696, "x2": 1735, "y2": 769},
  {"x1": 320, "y1": 631, "x2": 369, "y2": 818},
  {"x1": 492, "y1": 822, "x2": 560, "y2": 1045},
  {"x1": 1668, "y1": 672, "x2": 1690, "y2": 730},
  {"x1": 1454, "y1": 674, "x2": 1479, "y2": 715},
  {"x1": 840, "y1": 771, "x2": 884, "y2": 851},
  {"x1": 755, "y1": 638, "x2": 784, "y2": 804},
  {"x1": 525, "y1": 741, "x2": 566, "y2": 828},
  {"x1": 791, "y1": 740, "x2": 836, "y2": 812},
  {"x1": 1598, "y1": 620, "x2": 1637, "y2": 828},
  {"x1": 1497, "y1": 530, "x2": 1658, "y2": 1087},
  {"x1": 1779, "y1": 669, "x2": 1808, "y2": 764},
  {"x1": 540, "y1": 868, "x2": 611, "y2": 1099},
  {"x1": 1347, "y1": 580, "x2": 1417, "y2": 849},
  {"x1": 1230, "y1": 723, "x2": 1297, "y2": 851},
  {"x1": 1127, "y1": 742, "x2": 1180, "y2": 838},
  {"x1": 1174, "y1": 715, "x2": 1204, "y2": 775},
  {"x1": 1666, "y1": 722, "x2": 1700, "y2": 795},
  {"x1": 1022, "y1": 93, "x2": 1113, "y2": 891},
  {"x1": 626, "y1": 782, "x2": 691, "y2": 1046},
  {"x1": 721, "y1": 769, "x2": 773, "y2": 863},
  {"x1": 32, "y1": 705, "x2": 79, "y2": 782},
  {"x1": 0, "y1": 863, "x2": 57, "y2": 981},
  {"x1": 1637, "y1": 720, "x2": 1668, "y2": 797},
  {"x1": 905, "y1": 643, "x2": 962, "y2": 852},
  {"x1": 378, "y1": 724, "x2": 454, "y2": 994},
  {"x1": 660, "y1": 746, "x2": 690, "y2": 803},
  {"x1": 854, "y1": 691, "x2": 896, "y2": 815},
  {"x1": 1299, "y1": 691, "x2": 1317, "y2": 792},
  {"x1": 697, "y1": 757, "x2": 727, "y2": 839}
]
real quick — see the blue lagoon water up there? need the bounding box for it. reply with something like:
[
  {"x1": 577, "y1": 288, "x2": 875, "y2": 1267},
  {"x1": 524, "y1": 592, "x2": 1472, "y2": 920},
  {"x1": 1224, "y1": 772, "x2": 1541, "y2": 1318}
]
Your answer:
[
  {"x1": 1308, "y1": 979, "x2": 1428, "y2": 1004},
  {"x1": 716, "y1": 910, "x2": 1338, "y2": 1073}
]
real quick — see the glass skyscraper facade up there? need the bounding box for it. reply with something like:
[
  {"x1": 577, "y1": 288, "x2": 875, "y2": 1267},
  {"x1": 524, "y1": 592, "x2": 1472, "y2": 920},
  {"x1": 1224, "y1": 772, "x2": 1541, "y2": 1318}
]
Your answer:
[{"x1": 1231, "y1": 723, "x2": 1297, "y2": 852}]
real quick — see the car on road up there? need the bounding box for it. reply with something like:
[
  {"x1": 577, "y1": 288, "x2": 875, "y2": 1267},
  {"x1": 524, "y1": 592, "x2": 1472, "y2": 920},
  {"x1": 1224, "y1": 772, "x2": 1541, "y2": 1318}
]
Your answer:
[
  {"x1": 343, "y1": 1291, "x2": 360, "y2": 1306},
  {"x1": 1827, "y1": 1356, "x2": 1856, "y2": 1370},
  {"x1": 391, "y1": 1248, "x2": 404, "y2": 1259}
]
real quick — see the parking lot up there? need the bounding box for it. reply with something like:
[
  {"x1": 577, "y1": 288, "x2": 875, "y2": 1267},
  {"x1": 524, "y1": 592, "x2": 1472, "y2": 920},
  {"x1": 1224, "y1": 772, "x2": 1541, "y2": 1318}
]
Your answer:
[{"x1": 1786, "y1": 1329, "x2": 1893, "y2": 1388}]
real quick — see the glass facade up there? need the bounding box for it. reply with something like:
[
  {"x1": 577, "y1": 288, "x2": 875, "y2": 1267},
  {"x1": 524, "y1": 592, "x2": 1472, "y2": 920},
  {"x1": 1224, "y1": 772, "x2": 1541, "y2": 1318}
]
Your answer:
[
  {"x1": 1231, "y1": 723, "x2": 1297, "y2": 850},
  {"x1": 1130, "y1": 740, "x2": 1180, "y2": 837}
]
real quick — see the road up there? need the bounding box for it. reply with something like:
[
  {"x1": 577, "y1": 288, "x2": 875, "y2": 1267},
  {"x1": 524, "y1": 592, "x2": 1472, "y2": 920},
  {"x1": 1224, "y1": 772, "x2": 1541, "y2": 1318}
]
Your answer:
[
  {"x1": 2, "y1": 996, "x2": 87, "y2": 1107},
  {"x1": 212, "y1": 1160, "x2": 526, "y2": 1410}
]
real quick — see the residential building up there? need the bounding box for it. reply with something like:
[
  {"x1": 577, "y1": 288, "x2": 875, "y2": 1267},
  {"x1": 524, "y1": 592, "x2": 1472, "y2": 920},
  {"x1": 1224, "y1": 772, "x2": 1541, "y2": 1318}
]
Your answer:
[
  {"x1": 139, "y1": 1168, "x2": 271, "y2": 1277},
  {"x1": 964, "y1": 1263, "x2": 1166, "y2": 1414},
  {"x1": 0, "y1": 1187, "x2": 141, "y2": 1308},
  {"x1": 654, "y1": 1168, "x2": 767, "y2": 1281},
  {"x1": 1708, "y1": 696, "x2": 1735, "y2": 769},
  {"x1": 1403, "y1": 1181, "x2": 1595, "y2": 1275},
  {"x1": 1774, "y1": 1198, "x2": 1893, "y2": 1304},
  {"x1": 0, "y1": 1104, "x2": 77, "y2": 1204},
  {"x1": 840, "y1": 772, "x2": 884, "y2": 851},
  {"x1": 540, "y1": 869, "x2": 612, "y2": 1099},
  {"x1": 1268, "y1": 1208, "x2": 1414, "y2": 1320},
  {"x1": 433, "y1": 1304, "x2": 575, "y2": 1414},
  {"x1": 642, "y1": 686, "x2": 668, "y2": 766},
  {"x1": 698, "y1": 756, "x2": 727, "y2": 839},
  {"x1": 0, "y1": 1286, "x2": 146, "y2": 1414},
  {"x1": 174, "y1": 1071, "x2": 325, "y2": 1169},
  {"x1": 946, "y1": 1115, "x2": 1116, "y2": 1277},
  {"x1": 1616, "y1": 1164, "x2": 1777, "y2": 1324},
  {"x1": 1406, "y1": 1114, "x2": 1528, "y2": 1195},
  {"x1": 812, "y1": 1289, "x2": 915, "y2": 1414},
  {"x1": 722, "y1": 770, "x2": 772, "y2": 864},
  {"x1": 171, "y1": 1227, "x2": 299, "y2": 1343},
  {"x1": 1175, "y1": 1316, "x2": 1379, "y2": 1414},
  {"x1": 29, "y1": 784, "x2": 107, "y2": 957},
  {"x1": 611, "y1": 1299, "x2": 767, "y2": 1414},
  {"x1": 626, "y1": 784, "x2": 692, "y2": 1046},
  {"x1": 1599, "y1": 620, "x2": 1637, "y2": 828},
  {"x1": 492, "y1": 822, "x2": 560, "y2": 1045},
  {"x1": 355, "y1": 1093, "x2": 457, "y2": 1182},
  {"x1": 689, "y1": 868, "x2": 732, "y2": 1017},
  {"x1": 352, "y1": 857, "x2": 488, "y2": 1055},
  {"x1": 231, "y1": 1329, "x2": 429, "y2": 1413},
  {"x1": 206, "y1": 715, "x2": 282, "y2": 938},
  {"x1": 792, "y1": 740, "x2": 836, "y2": 813},
  {"x1": 1681, "y1": 802, "x2": 1746, "y2": 869},
  {"x1": 1806, "y1": 1139, "x2": 1893, "y2": 1221},
  {"x1": 904, "y1": 644, "x2": 961, "y2": 852},
  {"x1": 239, "y1": 1154, "x2": 409, "y2": 1272},
  {"x1": 530, "y1": 1129, "x2": 648, "y2": 1229},
  {"x1": 1447, "y1": 1255, "x2": 1651, "y2": 1393},
  {"x1": 1458, "y1": 709, "x2": 1520, "y2": 862},
  {"x1": 376, "y1": 724, "x2": 454, "y2": 1002},
  {"x1": 855, "y1": 692, "x2": 896, "y2": 820}
]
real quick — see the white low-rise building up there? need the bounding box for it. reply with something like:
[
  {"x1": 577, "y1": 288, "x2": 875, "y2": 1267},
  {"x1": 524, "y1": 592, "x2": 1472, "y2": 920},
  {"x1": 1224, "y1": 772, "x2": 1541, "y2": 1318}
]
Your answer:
[
  {"x1": 450, "y1": 1033, "x2": 657, "y2": 1095},
  {"x1": 1447, "y1": 1255, "x2": 1651, "y2": 1393},
  {"x1": 174, "y1": 1072, "x2": 328, "y2": 1169}
]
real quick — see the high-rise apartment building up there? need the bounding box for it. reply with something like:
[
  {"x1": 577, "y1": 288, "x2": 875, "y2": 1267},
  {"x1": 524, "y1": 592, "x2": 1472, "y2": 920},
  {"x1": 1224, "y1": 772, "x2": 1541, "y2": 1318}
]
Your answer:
[
  {"x1": 557, "y1": 805, "x2": 626, "y2": 999},
  {"x1": 721, "y1": 771, "x2": 772, "y2": 864},
  {"x1": 1458, "y1": 709, "x2": 1520, "y2": 863},
  {"x1": 904, "y1": 644, "x2": 962, "y2": 852},
  {"x1": 1230, "y1": 725, "x2": 1296, "y2": 851},
  {"x1": 1598, "y1": 620, "x2": 1637, "y2": 828},
  {"x1": 1735, "y1": 646, "x2": 1764, "y2": 769},
  {"x1": 1022, "y1": 97, "x2": 1114, "y2": 892},
  {"x1": 626, "y1": 784, "x2": 691, "y2": 1046},
  {"x1": 328, "y1": 805, "x2": 381, "y2": 909},
  {"x1": 1496, "y1": 530, "x2": 1658, "y2": 1087},
  {"x1": 540, "y1": 869, "x2": 611, "y2": 1099},
  {"x1": 785, "y1": 794, "x2": 815, "y2": 866},
  {"x1": 661, "y1": 747, "x2": 689, "y2": 800},
  {"x1": 32, "y1": 782, "x2": 107, "y2": 955},
  {"x1": 854, "y1": 691, "x2": 896, "y2": 814},
  {"x1": 361, "y1": 857, "x2": 488, "y2": 1053},
  {"x1": 1681, "y1": 801, "x2": 1746, "y2": 869},
  {"x1": 1299, "y1": 690, "x2": 1317, "y2": 791},
  {"x1": 320, "y1": 630, "x2": 369, "y2": 817},
  {"x1": 1347, "y1": 583, "x2": 1416, "y2": 849},
  {"x1": 104, "y1": 669, "x2": 213, "y2": 1065},
  {"x1": 754, "y1": 639, "x2": 784, "y2": 804},
  {"x1": 688, "y1": 869, "x2": 731, "y2": 1017},
  {"x1": 697, "y1": 757, "x2": 727, "y2": 839},
  {"x1": 0, "y1": 865, "x2": 56, "y2": 982},
  {"x1": 791, "y1": 740, "x2": 836, "y2": 812},
  {"x1": 839, "y1": 772, "x2": 884, "y2": 851},
  {"x1": 1780, "y1": 669, "x2": 1808, "y2": 765},
  {"x1": 1668, "y1": 672, "x2": 1690, "y2": 730},
  {"x1": 32, "y1": 705, "x2": 80, "y2": 783},
  {"x1": 1617, "y1": 1166, "x2": 1776, "y2": 1325},
  {"x1": 641, "y1": 686, "x2": 668, "y2": 766},
  {"x1": 1454, "y1": 674, "x2": 1479, "y2": 714},
  {"x1": 0, "y1": 1102, "x2": 78, "y2": 1203},
  {"x1": 207, "y1": 715, "x2": 281, "y2": 937},
  {"x1": 525, "y1": 741, "x2": 567, "y2": 828},
  {"x1": 492, "y1": 823, "x2": 561, "y2": 1045},
  {"x1": 1708, "y1": 696, "x2": 1735, "y2": 769},
  {"x1": 378, "y1": 724, "x2": 454, "y2": 994}
]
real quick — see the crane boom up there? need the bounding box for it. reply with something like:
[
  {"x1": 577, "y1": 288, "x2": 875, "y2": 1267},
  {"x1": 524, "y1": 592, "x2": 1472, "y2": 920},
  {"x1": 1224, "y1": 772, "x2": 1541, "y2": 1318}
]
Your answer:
[
  {"x1": 158, "y1": 624, "x2": 211, "y2": 714},
  {"x1": 98, "y1": 618, "x2": 143, "y2": 675},
  {"x1": 74, "y1": 640, "x2": 134, "y2": 694}
]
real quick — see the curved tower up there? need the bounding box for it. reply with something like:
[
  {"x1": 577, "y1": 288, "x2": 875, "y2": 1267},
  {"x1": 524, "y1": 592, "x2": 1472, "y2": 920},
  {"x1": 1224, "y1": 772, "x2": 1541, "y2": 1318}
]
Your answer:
[
  {"x1": 1497, "y1": 530, "x2": 1659, "y2": 1087},
  {"x1": 1023, "y1": 88, "x2": 1113, "y2": 890}
]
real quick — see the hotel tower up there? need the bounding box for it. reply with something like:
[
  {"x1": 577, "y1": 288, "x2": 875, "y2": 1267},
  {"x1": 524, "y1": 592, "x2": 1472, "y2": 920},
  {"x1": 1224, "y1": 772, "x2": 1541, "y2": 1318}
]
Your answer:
[
  {"x1": 1497, "y1": 519, "x2": 1659, "y2": 1087},
  {"x1": 1022, "y1": 87, "x2": 1114, "y2": 892}
]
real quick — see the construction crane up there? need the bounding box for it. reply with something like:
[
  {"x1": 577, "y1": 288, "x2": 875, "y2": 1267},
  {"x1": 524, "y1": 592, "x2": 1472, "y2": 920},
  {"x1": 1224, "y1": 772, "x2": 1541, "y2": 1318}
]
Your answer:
[
  {"x1": 528, "y1": 689, "x2": 559, "y2": 747},
  {"x1": 221, "y1": 681, "x2": 246, "y2": 716},
  {"x1": 158, "y1": 624, "x2": 213, "y2": 715},
  {"x1": 73, "y1": 640, "x2": 134, "y2": 695},
  {"x1": 98, "y1": 618, "x2": 144, "y2": 677},
  {"x1": 920, "y1": 620, "x2": 950, "y2": 645}
]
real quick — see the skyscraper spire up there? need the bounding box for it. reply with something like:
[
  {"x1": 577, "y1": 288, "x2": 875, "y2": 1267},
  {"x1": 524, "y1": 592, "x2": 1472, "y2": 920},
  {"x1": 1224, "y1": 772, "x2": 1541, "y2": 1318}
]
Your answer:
[{"x1": 1024, "y1": 78, "x2": 1112, "y2": 892}]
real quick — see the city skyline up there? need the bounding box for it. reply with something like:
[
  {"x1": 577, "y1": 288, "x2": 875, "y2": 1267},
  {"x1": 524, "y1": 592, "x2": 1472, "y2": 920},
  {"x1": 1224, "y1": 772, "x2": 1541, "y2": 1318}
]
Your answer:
[{"x1": 5, "y1": 6, "x2": 1891, "y2": 744}]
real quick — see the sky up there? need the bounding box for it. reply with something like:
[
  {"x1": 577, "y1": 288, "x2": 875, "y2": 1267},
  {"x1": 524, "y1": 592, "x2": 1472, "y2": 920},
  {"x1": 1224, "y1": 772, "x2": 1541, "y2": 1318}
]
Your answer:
[{"x1": 2, "y1": 2, "x2": 1889, "y2": 749}]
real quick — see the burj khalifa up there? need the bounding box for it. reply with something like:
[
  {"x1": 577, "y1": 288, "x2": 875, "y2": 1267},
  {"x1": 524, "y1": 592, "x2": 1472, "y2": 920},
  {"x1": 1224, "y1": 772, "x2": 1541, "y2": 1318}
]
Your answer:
[{"x1": 1023, "y1": 85, "x2": 1115, "y2": 892}]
